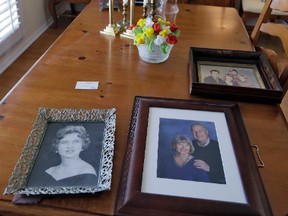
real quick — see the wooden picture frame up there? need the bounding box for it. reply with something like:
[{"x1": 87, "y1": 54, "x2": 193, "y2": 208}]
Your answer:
[
  {"x1": 4, "y1": 107, "x2": 116, "y2": 196},
  {"x1": 188, "y1": 47, "x2": 283, "y2": 103},
  {"x1": 116, "y1": 96, "x2": 272, "y2": 216}
]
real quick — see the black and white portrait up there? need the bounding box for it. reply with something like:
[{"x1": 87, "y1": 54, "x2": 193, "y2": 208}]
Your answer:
[{"x1": 27, "y1": 122, "x2": 105, "y2": 188}]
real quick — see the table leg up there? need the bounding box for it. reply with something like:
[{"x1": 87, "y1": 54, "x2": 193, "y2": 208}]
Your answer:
[
  {"x1": 70, "y1": 3, "x2": 77, "y2": 15},
  {"x1": 48, "y1": 0, "x2": 58, "y2": 28}
]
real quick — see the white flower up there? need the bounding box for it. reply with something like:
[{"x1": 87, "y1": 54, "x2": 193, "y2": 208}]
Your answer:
[
  {"x1": 145, "y1": 17, "x2": 154, "y2": 28},
  {"x1": 154, "y1": 35, "x2": 166, "y2": 46},
  {"x1": 163, "y1": 25, "x2": 171, "y2": 30}
]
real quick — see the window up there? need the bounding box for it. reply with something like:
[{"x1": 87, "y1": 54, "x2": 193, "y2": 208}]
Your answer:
[{"x1": 0, "y1": 0, "x2": 23, "y2": 56}]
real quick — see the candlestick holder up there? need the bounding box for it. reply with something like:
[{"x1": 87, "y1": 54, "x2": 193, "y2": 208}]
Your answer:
[
  {"x1": 117, "y1": 2, "x2": 129, "y2": 30},
  {"x1": 120, "y1": 0, "x2": 135, "y2": 39},
  {"x1": 149, "y1": 0, "x2": 156, "y2": 19},
  {"x1": 99, "y1": 0, "x2": 120, "y2": 11},
  {"x1": 142, "y1": 4, "x2": 148, "y2": 18},
  {"x1": 100, "y1": 0, "x2": 120, "y2": 36},
  {"x1": 100, "y1": 24, "x2": 120, "y2": 36}
]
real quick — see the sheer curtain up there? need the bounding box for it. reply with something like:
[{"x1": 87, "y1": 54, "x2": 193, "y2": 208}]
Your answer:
[{"x1": 0, "y1": 0, "x2": 23, "y2": 56}]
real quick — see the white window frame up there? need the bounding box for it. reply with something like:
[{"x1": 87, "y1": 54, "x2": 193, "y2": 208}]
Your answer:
[{"x1": 0, "y1": 0, "x2": 23, "y2": 56}]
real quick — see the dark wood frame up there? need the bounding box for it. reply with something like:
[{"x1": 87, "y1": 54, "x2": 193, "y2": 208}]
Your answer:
[
  {"x1": 188, "y1": 47, "x2": 283, "y2": 103},
  {"x1": 115, "y1": 96, "x2": 272, "y2": 216}
]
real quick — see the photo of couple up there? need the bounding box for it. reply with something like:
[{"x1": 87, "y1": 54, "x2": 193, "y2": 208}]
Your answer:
[
  {"x1": 198, "y1": 62, "x2": 266, "y2": 89},
  {"x1": 157, "y1": 118, "x2": 226, "y2": 185}
]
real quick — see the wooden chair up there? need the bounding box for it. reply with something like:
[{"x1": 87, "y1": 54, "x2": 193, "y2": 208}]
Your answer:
[
  {"x1": 241, "y1": 0, "x2": 288, "y2": 28},
  {"x1": 190, "y1": 0, "x2": 235, "y2": 7},
  {"x1": 48, "y1": 0, "x2": 91, "y2": 28},
  {"x1": 250, "y1": 0, "x2": 288, "y2": 98}
]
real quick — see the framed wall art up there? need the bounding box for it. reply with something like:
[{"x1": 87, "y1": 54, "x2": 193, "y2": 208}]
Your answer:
[
  {"x1": 116, "y1": 96, "x2": 272, "y2": 216},
  {"x1": 188, "y1": 47, "x2": 283, "y2": 103},
  {"x1": 4, "y1": 107, "x2": 116, "y2": 196}
]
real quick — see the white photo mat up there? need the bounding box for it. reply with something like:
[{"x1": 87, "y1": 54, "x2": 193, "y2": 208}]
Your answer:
[{"x1": 141, "y1": 107, "x2": 247, "y2": 204}]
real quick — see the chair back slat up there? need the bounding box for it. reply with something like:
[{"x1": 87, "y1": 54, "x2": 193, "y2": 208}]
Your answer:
[
  {"x1": 271, "y1": 0, "x2": 288, "y2": 11},
  {"x1": 250, "y1": 0, "x2": 273, "y2": 44},
  {"x1": 250, "y1": 0, "x2": 288, "y2": 97},
  {"x1": 260, "y1": 23, "x2": 288, "y2": 55}
]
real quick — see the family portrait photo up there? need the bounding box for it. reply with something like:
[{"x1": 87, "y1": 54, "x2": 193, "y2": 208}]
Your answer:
[
  {"x1": 197, "y1": 61, "x2": 266, "y2": 89},
  {"x1": 140, "y1": 102, "x2": 247, "y2": 204},
  {"x1": 27, "y1": 122, "x2": 105, "y2": 188},
  {"x1": 157, "y1": 118, "x2": 226, "y2": 185},
  {"x1": 117, "y1": 97, "x2": 269, "y2": 215}
]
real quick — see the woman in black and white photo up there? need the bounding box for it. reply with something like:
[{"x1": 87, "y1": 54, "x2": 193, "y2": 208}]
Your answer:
[
  {"x1": 27, "y1": 124, "x2": 103, "y2": 188},
  {"x1": 44, "y1": 125, "x2": 97, "y2": 186}
]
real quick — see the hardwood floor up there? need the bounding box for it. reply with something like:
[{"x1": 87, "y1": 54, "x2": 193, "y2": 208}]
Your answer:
[
  {"x1": 0, "y1": 14, "x2": 287, "y2": 122},
  {"x1": 0, "y1": 16, "x2": 72, "y2": 100}
]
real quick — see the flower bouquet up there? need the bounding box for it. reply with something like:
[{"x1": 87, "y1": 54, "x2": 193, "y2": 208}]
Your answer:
[{"x1": 129, "y1": 17, "x2": 180, "y2": 63}]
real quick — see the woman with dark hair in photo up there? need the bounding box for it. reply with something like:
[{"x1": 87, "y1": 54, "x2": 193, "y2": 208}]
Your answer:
[
  {"x1": 157, "y1": 135, "x2": 209, "y2": 182},
  {"x1": 224, "y1": 73, "x2": 239, "y2": 86},
  {"x1": 42, "y1": 125, "x2": 97, "y2": 186}
]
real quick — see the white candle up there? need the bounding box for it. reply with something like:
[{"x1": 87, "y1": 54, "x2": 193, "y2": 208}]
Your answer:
[
  {"x1": 124, "y1": 0, "x2": 128, "y2": 4},
  {"x1": 143, "y1": 0, "x2": 148, "y2": 6}
]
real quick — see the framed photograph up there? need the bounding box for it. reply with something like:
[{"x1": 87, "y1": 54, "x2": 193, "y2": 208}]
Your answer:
[
  {"x1": 116, "y1": 96, "x2": 272, "y2": 216},
  {"x1": 188, "y1": 47, "x2": 283, "y2": 103},
  {"x1": 4, "y1": 107, "x2": 116, "y2": 196}
]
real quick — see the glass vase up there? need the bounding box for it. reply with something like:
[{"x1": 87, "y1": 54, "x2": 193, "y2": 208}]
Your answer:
[
  {"x1": 137, "y1": 44, "x2": 174, "y2": 63},
  {"x1": 156, "y1": 0, "x2": 179, "y2": 24}
]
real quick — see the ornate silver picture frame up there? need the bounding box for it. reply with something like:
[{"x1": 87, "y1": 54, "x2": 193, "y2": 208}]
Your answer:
[{"x1": 4, "y1": 107, "x2": 116, "y2": 196}]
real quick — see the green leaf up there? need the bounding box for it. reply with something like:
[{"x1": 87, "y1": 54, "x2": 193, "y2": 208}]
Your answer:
[
  {"x1": 174, "y1": 30, "x2": 180, "y2": 37},
  {"x1": 147, "y1": 36, "x2": 156, "y2": 52},
  {"x1": 132, "y1": 26, "x2": 143, "y2": 35},
  {"x1": 161, "y1": 42, "x2": 169, "y2": 54}
]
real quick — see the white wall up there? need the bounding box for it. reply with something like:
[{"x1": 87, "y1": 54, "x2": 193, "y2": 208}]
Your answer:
[{"x1": 0, "y1": 0, "x2": 67, "y2": 75}]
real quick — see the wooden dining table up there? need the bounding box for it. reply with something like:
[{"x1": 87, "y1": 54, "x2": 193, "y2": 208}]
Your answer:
[{"x1": 0, "y1": 0, "x2": 287, "y2": 215}]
